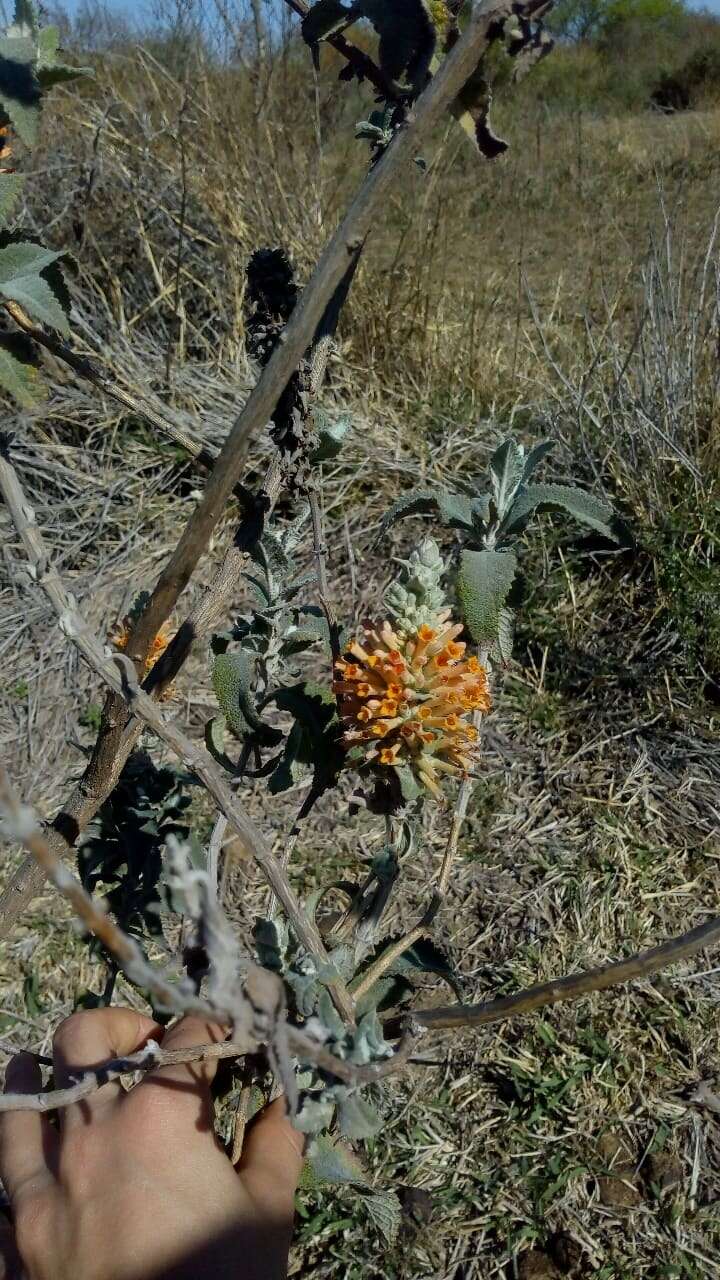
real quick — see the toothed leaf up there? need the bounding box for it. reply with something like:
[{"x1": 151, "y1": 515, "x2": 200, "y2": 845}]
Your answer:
[
  {"x1": 0, "y1": 172, "x2": 24, "y2": 225},
  {"x1": 457, "y1": 549, "x2": 517, "y2": 647},
  {"x1": 364, "y1": 1189, "x2": 402, "y2": 1242},
  {"x1": 0, "y1": 239, "x2": 69, "y2": 332},
  {"x1": 0, "y1": 329, "x2": 43, "y2": 404},
  {"x1": 500, "y1": 483, "x2": 631, "y2": 545}
]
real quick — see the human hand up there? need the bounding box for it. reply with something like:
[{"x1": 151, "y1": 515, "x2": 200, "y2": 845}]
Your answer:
[{"x1": 0, "y1": 1008, "x2": 304, "y2": 1280}]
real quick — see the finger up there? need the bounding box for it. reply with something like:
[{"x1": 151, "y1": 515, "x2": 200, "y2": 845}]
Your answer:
[
  {"x1": 238, "y1": 1096, "x2": 305, "y2": 1221},
  {"x1": 0, "y1": 1053, "x2": 56, "y2": 1205},
  {"x1": 136, "y1": 1015, "x2": 227, "y2": 1129},
  {"x1": 53, "y1": 1008, "x2": 162, "y2": 1130}
]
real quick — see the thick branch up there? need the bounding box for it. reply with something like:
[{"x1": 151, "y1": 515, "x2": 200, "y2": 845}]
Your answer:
[
  {"x1": 124, "y1": 0, "x2": 518, "y2": 669},
  {"x1": 387, "y1": 915, "x2": 720, "y2": 1034}
]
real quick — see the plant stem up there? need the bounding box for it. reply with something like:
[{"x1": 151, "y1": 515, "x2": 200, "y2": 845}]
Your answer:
[{"x1": 385, "y1": 914, "x2": 720, "y2": 1035}]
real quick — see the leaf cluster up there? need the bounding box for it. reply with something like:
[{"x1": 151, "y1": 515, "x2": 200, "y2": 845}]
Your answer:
[
  {"x1": 378, "y1": 436, "x2": 631, "y2": 659},
  {"x1": 0, "y1": 2, "x2": 90, "y2": 405}
]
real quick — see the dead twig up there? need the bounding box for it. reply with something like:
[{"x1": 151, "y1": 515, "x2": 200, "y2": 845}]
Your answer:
[{"x1": 386, "y1": 915, "x2": 720, "y2": 1034}]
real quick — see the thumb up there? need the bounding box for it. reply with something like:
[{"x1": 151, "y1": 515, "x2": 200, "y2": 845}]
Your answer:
[{"x1": 237, "y1": 1097, "x2": 305, "y2": 1221}]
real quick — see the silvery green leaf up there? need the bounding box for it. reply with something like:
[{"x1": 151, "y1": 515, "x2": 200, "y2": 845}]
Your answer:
[
  {"x1": 0, "y1": 239, "x2": 68, "y2": 331},
  {"x1": 500, "y1": 483, "x2": 631, "y2": 545},
  {"x1": 436, "y1": 491, "x2": 478, "y2": 531},
  {"x1": 0, "y1": 331, "x2": 43, "y2": 405},
  {"x1": 489, "y1": 438, "x2": 525, "y2": 519},
  {"x1": 348, "y1": 1010, "x2": 391, "y2": 1065},
  {"x1": 373, "y1": 491, "x2": 438, "y2": 545},
  {"x1": 294, "y1": 1094, "x2": 336, "y2": 1135},
  {"x1": 493, "y1": 606, "x2": 515, "y2": 664},
  {"x1": 336, "y1": 1092, "x2": 382, "y2": 1140},
  {"x1": 521, "y1": 439, "x2": 554, "y2": 481},
  {"x1": 309, "y1": 410, "x2": 351, "y2": 464},
  {"x1": 212, "y1": 650, "x2": 280, "y2": 745},
  {"x1": 457, "y1": 549, "x2": 517, "y2": 647},
  {"x1": 249, "y1": 530, "x2": 290, "y2": 598},
  {"x1": 0, "y1": 37, "x2": 40, "y2": 145},
  {"x1": 0, "y1": 173, "x2": 24, "y2": 226},
  {"x1": 364, "y1": 1189, "x2": 402, "y2": 1243},
  {"x1": 300, "y1": 1134, "x2": 370, "y2": 1189},
  {"x1": 327, "y1": 944, "x2": 355, "y2": 983},
  {"x1": 280, "y1": 607, "x2": 334, "y2": 657},
  {"x1": 471, "y1": 493, "x2": 491, "y2": 529},
  {"x1": 392, "y1": 763, "x2": 422, "y2": 805},
  {"x1": 389, "y1": 935, "x2": 463, "y2": 999},
  {"x1": 317, "y1": 988, "x2": 345, "y2": 1043},
  {"x1": 287, "y1": 967, "x2": 321, "y2": 1017}
]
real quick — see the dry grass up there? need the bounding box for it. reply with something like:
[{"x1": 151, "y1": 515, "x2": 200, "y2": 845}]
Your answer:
[{"x1": 1, "y1": 36, "x2": 720, "y2": 1278}]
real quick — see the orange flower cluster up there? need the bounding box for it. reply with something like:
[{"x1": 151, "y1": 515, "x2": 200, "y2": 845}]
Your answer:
[
  {"x1": 334, "y1": 617, "x2": 491, "y2": 799},
  {"x1": 112, "y1": 621, "x2": 175, "y2": 700}
]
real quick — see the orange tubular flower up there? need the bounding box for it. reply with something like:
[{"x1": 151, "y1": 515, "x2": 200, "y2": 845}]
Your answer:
[
  {"x1": 112, "y1": 620, "x2": 175, "y2": 700},
  {"x1": 334, "y1": 619, "x2": 491, "y2": 800}
]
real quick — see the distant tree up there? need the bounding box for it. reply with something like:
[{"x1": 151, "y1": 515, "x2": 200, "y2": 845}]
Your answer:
[{"x1": 549, "y1": 0, "x2": 687, "y2": 41}]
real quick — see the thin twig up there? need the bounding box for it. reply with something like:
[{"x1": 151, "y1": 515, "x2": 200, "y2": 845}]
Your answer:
[
  {"x1": 351, "y1": 894, "x2": 441, "y2": 1003},
  {"x1": 0, "y1": 1022, "x2": 418, "y2": 1115},
  {"x1": 0, "y1": 777, "x2": 375, "y2": 1092}
]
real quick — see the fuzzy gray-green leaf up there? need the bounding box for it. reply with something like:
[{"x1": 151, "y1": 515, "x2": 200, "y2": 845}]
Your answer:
[
  {"x1": 0, "y1": 35, "x2": 40, "y2": 146},
  {"x1": 457, "y1": 549, "x2": 517, "y2": 647},
  {"x1": 309, "y1": 410, "x2": 351, "y2": 464},
  {"x1": 211, "y1": 650, "x2": 280, "y2": 744},
  {"x1": 436, "y1": 491, "x2": 478, "y2": 531},
  {"x1": 500, "y1": 483, "x2": 631, "y2": 545},
  {"x1": 0, "y1": 240, "x2": 68, "y2": 332},
  {"x1": 489, "y1": 438, "x2": 525, "y2": 519},
  {"x1": 300, "y1": 1134, "x2": 370, "y2": 1189},
  {"x1": 294, "y1": 1095, "x2": 336, "y2": 1135},
  {"x1": 374, "y1": 490, "x2": 438, "y2": 546},
  {"x1": 364, "y1": 1189, "x2": 402, "y2": 1243},
  {"x1": 0, "y1": 173, "x2": 24, "y2": 226},
  {"x1": 521, "y1": 439, "x2": 554, "y2": 482},
  {"x1": 0, "y1": 331, "x2": 43, "y2": 405},
  {"x1": 336, "y1": 1092, "x2": 382, "y2": 1140}
]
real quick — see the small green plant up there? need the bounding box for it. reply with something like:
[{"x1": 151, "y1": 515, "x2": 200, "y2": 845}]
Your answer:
[{"x1": 2, "y1": 1, "x2": 715, "y2": 1263}]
